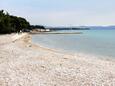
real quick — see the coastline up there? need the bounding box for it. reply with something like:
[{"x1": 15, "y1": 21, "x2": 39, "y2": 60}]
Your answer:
[{"x1": 0, "y1": 33, "x2": 115, "y2": 86}]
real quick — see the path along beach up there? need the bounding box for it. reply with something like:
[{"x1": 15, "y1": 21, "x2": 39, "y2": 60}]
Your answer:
[{"x1": 0, "y1": 33, "x2": 115, "y2": 86}]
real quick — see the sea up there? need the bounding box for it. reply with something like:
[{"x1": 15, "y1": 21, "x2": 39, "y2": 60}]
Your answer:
[{"x1": 32, "y1": 29, "x2": 115, "y2": 59}]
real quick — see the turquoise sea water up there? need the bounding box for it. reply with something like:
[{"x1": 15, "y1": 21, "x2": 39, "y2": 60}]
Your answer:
[{"x1": 32, "y1": 30, "x2": 115, "y2": 58}]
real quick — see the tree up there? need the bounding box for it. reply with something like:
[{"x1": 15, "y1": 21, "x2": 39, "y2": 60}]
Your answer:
[{"x1": 0, "y1": 10, "x2": 30, "y2": 34}]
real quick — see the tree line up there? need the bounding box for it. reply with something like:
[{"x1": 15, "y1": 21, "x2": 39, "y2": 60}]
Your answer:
[
  {"x1": 0, "y1": 10, "x2": 30, "y2": 34},
  {"x1": 30, "y1": 25, "x2": 45, "y2": 29}
]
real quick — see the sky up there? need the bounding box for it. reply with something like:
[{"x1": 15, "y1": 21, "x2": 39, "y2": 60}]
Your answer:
[{"x1": 0, "y1": 0, "x2": 115, "y2": 26}]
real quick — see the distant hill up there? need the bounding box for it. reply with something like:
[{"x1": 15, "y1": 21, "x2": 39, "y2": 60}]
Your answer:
[
  {"x1": 46, "y1": 26, "x2": 115, "y2": 31},
  {"x1": 46, "y1": 27, "x2": 90, "y2": 31},
  {"x1": 85, "y1": 26, "x2": 115, "y2": 30}
]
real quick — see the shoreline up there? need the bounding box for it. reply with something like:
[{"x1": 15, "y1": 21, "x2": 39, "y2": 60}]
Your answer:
[
  {"x1": 31, "y1": 33, "x2": 115, "y2": 61},
  {"x1": 30, "y1": 32, "x2": 83, "y2": 35},
  {"x1": 0, "y1": 33, "x2": 115, "y2": 86}
]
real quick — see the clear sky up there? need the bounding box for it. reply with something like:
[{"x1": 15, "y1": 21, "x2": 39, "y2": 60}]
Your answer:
[{"x1": 0, "y1": 0, "x2": 115, "y2": 26}]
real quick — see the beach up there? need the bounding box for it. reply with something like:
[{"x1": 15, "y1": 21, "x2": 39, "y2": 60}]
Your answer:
[{"x1": 0, "y1": 33, "x2": 115, "y2": 86}]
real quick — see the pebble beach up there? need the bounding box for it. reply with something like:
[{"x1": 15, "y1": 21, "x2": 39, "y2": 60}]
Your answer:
[{"x1": 0, "y1": 33, "x2": 115, "y2": 86}]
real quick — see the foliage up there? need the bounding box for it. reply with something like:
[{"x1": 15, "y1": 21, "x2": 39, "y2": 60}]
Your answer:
[
  {"x1": 0, "y1": 10, "x2": 30, "y2": 34},
  {"x1": 30, "y1": 25, "x2": 45, "y2": 29}
]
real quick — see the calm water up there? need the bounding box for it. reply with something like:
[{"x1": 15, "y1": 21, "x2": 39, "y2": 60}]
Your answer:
[{"x1": 32, "y1": 30, "x2": 115, "y2": 58}]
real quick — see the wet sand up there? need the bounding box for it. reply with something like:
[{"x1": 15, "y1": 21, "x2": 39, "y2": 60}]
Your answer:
[{"x1": 0, "y1": 33, "x2": 115, "y2": 86}]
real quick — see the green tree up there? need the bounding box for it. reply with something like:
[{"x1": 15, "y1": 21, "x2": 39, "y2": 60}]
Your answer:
[{"x1": 0, "y1": 10, "x2": 30, "y2": 34}]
